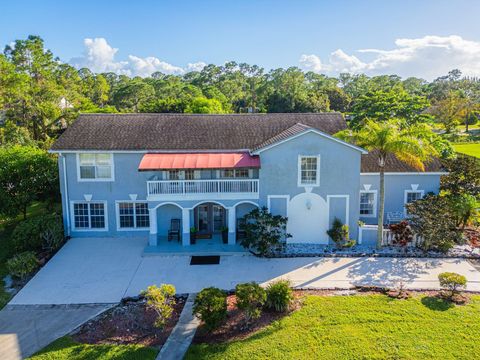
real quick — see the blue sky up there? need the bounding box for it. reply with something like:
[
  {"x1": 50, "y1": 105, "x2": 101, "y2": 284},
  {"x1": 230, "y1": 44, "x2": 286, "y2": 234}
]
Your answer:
[{"x1": 2, "y1": 0, "x2": 480, "y2": 79}]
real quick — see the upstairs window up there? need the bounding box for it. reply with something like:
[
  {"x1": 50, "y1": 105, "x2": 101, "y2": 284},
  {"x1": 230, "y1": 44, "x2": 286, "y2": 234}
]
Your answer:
[
  {"x1": 78, "y1": 153, "x2": 113, "y2": 181},
  {"x1": 298, "y1": 156, "x2": 320, "y2": 186},
  {"x1": 220, "y1": 169, "x2": 251, "y2": 178},
  {"x1": 166, "y1": 170, "x2": 200, "y2": 180},
  {"x1": 359, "y1": 191, "x2": 377, "y2": 217}
]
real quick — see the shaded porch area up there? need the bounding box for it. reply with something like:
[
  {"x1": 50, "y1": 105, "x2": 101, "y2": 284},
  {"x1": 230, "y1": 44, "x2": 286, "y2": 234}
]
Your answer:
[{"x1": 147, "y1": 200, "x2": 258, "y2": 251}]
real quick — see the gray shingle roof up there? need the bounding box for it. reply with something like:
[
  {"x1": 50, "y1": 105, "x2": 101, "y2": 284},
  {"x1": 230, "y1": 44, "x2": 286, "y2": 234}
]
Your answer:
[
  {"x1": 51, "y1": 113, "x2": 347, "y2": 151},
  {"x1": 51, "y1": 113, "x2": 444, "y2": 173}
]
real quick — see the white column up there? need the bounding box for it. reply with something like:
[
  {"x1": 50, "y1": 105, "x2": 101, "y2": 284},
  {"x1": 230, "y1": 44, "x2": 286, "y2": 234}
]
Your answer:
[
  {"x1": 148, "y1": 207, "x2": 157, "y2": 246},
  {"x1": 228, "y1": 207, "x2": 236, "y2": 245},
  {"x1": 182, "y1": 208, "x2": 191, "y2": 246}
]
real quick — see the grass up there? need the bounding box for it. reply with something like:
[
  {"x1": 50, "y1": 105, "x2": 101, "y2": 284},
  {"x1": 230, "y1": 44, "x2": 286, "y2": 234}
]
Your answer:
[
  {"x1": 454, "y1": 143, "x2": 480, "y2": 158},
  {"x1": 186, "y1": 294, "x2": 480, "y2": 359},
  {"x1": 0, "y1": 201, "x2": 59, "y2": 309},
  {"x1": 27, "y1": 336, "x2": 159, "y2": 360}
]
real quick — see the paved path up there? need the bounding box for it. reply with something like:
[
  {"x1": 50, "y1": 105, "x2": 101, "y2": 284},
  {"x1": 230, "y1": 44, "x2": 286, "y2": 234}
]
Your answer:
[
  {"x1": 157, "y1": 294, "x2": 199, "y2": 360},
  {"x1": 0, "y1": 304, "x2": 111, "y2": 360},
  {"x1": 10, "y1": 237, "x2": 480, "y2": 305}
]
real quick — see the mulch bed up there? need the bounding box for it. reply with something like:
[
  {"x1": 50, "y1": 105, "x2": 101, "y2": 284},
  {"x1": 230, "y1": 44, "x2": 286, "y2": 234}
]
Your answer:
[{"x1": 72, "y1": 296, "x2": 186, "y2": 348}]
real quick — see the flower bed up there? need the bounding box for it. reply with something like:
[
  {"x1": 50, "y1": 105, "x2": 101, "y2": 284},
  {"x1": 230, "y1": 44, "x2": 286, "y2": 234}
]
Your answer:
[{"x1": 71, "y1": 296, "x2": 186, "y2": 348}]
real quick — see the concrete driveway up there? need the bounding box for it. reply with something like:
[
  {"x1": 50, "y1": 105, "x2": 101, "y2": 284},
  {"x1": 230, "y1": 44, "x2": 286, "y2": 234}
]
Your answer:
[{"x1": 10, "y1": 237, "x2": 480, "y2": 305}]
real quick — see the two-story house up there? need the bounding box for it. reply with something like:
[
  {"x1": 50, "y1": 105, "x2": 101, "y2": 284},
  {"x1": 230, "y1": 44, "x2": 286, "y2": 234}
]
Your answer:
[{"x1": 50, "y1": 113, "x2": 444, "y2": 249}]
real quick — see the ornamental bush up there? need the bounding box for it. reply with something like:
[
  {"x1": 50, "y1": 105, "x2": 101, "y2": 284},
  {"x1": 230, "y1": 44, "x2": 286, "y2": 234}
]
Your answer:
[
  {"x1": 327, "y1": 217, "x2": 356, "y2": 248},
  {"x1": 235, "y1": 282, "x2": 266, "y2": 328},
  {"x1": 438, "y1": 272, "x2": 467, "y2": 299},
  {"x1": 142, "y1": 284, "x2": 176, "y2": 328},
  {"x1": 12, "y1": 214, "x2": 64, "y2": 253},
  {"x1": 193, "y1": 287, "x2": 227, "y2": 331},
  {"x1": 6, "y1": 251, "x2": 39, "y2": 280},
  {"x1": 265, "y1": 279, "x2": 293, "y2": 312}
]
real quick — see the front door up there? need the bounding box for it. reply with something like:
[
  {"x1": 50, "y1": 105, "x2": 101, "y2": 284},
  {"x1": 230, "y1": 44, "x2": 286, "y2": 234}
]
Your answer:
[{"x1": 195, "y1": 204, "x2": 225, "y2": 235}]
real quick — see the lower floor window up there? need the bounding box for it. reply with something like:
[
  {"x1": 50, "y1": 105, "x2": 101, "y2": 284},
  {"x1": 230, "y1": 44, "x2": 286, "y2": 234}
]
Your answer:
[
  {"x1": 405, "y1": 190, "x2": 424, "y2": 215},
  {"x1": 360, "y1": 191, "x2": 376, "y2": 216},
  {"x1": 73, "y1": 202, "x2": 106, "y2": 230},
  {"x1": 118, "y1": 202, "x2": 150, "y2": 229}
]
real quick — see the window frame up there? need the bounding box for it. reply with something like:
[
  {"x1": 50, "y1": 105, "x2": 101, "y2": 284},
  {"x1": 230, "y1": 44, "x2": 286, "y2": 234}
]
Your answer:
[
  {"x1": 115, "y1": 201, "x2": 150, "y2": 231},
  {"x1": 404, "y1": 190, "x2": 424, "y2": 215},
  {"x1": 76, "y1": 153, "x2": 114, "y2": 182},
  {"x1": 359, "y1": 190, "x2": 377, "y2": 218},
  {"x1": 297, "y1": 155, "x2": 320, "y2": 187},
  {"x1": 218, "y1": 169, "x2": 252, "y2": 179},
  {"x1": 70, "y1": 201, "x2": 108, "y2": 231}
]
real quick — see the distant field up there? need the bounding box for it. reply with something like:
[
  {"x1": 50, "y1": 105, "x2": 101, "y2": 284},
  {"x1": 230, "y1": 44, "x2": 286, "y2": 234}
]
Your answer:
[{"x1": 454, "y1": 143, "x2": 480, "y2": 158}]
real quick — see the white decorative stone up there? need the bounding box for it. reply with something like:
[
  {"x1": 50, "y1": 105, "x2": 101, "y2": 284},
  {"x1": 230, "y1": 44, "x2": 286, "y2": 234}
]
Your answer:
[
  {"x1": 411, "y1": 184, "x2": 419, "y2": 190},
  {"x1": 363, "y1": 184, "x2": 372, "y2": 190},
  {"x1": 83, "y1": 194, "x2": 92, "y2": 202},
  {"x1": 129, "y1": 194, "x2": 138, "y2": 201}
]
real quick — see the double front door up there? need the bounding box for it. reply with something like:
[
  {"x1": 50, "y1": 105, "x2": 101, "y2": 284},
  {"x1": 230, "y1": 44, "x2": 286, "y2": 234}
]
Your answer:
[{"x1": 195, "y1": 203, "x2": 226, "y2": 235}]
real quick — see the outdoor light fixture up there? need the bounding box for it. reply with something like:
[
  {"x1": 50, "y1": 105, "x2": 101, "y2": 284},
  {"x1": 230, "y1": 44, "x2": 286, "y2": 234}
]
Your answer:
[{"x1": 306, "y1": 199, "x2": 312, "y2": 210}]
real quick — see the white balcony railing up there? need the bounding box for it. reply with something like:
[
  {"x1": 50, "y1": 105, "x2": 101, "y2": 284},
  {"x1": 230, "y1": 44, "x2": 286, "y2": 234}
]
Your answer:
[{"x1": 147, "y1": 179, "x2": 259, "y2": 199}]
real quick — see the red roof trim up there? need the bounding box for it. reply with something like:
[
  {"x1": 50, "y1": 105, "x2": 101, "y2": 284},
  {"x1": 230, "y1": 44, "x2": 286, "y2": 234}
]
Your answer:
[{"x1": 138, "y1": 152, "x2": 260, "y2": 171}]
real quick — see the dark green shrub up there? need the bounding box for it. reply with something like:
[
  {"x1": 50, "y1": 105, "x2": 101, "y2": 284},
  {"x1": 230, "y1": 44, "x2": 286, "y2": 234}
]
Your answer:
[
  {"x1": 193, "y1": 287, "x2": 227, "y2": 331},
  {"x1": 327, "y1": 217, "x2": 356, "y2": 248},
  {"x1": 235, "y1": 282, "x2": 266, "y2": 328},
  {"x1": 6, "y1": 251, "x2": 39, "y2": 280},
  {"x1": 438, "y1": 272, "x2": 467, "y2": 299},
  {"x1": 12, "y1": 214, "x2": 63, "y2": 253},
  {"x1": 265, "y1": 279, "x2": 293, "y2": 312}
]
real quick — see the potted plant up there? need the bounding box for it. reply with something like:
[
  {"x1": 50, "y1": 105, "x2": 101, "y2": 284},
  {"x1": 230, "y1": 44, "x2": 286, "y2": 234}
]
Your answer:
[
  {"x1": 221, "y1": 226, "x2": 229, "y2": 244},
  {"x1": 190, "y1": 227, "x2": 198, "y2": 245}
]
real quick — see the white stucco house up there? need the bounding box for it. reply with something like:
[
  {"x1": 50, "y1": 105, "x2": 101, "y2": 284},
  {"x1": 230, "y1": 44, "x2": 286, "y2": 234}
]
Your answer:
[{"x1": 49, "y1": 113, "x2": 445, "y2": 249}]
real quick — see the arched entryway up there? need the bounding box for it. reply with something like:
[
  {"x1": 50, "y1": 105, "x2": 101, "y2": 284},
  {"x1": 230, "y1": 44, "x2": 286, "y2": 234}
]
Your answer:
[
  {"x1": 193, "y1": 202, "x2": 227, "y2": 238},
  {"x1": 156, "y1": 203, "x2": 183, "y2": 242},
  {"x1": 233, "y1": 201, "x2": 259, "y2": 244}
]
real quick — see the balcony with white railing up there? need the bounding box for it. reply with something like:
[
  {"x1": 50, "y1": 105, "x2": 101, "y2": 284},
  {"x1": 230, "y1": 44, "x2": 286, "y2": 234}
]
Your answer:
[{"x1": 147, "y1": 179, "x2": 260, "y2": 200}]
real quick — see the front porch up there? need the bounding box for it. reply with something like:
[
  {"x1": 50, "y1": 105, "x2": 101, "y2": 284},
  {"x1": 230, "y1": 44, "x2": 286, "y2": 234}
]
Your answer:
[
  {"x1": 144, "y1": 234, "x2": 247, "y2": 255},
  {"x1": 147, "y1": 200, "x2": 257, "y2": 249}
]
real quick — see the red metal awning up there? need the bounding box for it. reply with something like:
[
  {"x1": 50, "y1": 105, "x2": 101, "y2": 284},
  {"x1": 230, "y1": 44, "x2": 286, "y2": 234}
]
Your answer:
[{"x1": 138, "y1": 152, "x2": 260, "y2": 171}]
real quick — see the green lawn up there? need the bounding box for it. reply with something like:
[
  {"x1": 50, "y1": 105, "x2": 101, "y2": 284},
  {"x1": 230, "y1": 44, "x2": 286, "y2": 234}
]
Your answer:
[
  {"x1": 454, "y1": 143, "x2": 480, "y2": 158},
  {"x1": 27, "y1": 336, "x2": 158, "y2": 360},
  {"x1": 187, "y1": 295, "x2": 480, "y2": 359}
]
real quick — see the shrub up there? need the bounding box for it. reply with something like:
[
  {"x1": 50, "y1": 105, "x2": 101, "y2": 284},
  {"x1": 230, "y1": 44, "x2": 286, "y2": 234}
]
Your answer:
[
  {"x1": 235, "y1": 282, "x2": 266, "y2": 328},
  {"x1": 12, "y1": 214, "x2": 64, "y2": 253},
  {"x1": 327, "y1": 218, "x2": 356, "y2": 248},
  {"x1": 193, "y1": 287, "x2": 227, "y2": 331},
  {"x1": 142, "y1": 284, "x2": 176, "y2": 328},
  {"x1": 265, "y1": 279, "x2": 293, "y2": 312},
  {"x1": 240, "y1": 207, "x2": 291, "y2": 257},
  {"x1": 438, "y1": 272, "x2": 467, "y2": 299},
  {"x1": 6, "y1": 251, "x2": 39, "y2": 280},
  {"x1": 389, "y1": 221, "x2": 414, "y2": 248}
]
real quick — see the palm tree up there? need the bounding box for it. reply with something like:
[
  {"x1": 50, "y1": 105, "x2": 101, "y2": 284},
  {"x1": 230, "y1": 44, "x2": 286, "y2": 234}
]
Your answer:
[{"x1": 336, "y1": 119, "x2": 439, "y2": 248}]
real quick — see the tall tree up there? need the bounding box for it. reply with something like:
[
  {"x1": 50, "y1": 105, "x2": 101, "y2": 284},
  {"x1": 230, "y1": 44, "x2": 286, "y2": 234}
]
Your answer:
[{"x1": 336, "y1": 120, "x2": 439, "y2": 248}]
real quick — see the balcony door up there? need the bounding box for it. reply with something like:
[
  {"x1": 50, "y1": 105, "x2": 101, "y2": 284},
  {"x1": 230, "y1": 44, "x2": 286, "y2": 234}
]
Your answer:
[{"x1": 195, "y1": 203, "x2": 226, "y2": 236}]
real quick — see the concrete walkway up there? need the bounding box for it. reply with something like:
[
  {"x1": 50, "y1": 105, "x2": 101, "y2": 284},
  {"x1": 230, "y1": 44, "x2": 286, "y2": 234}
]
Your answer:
[
  {"x1": 157, "y1": 294, "x2": 200, "y2": 360},
  {"x1": 10, "y1": 237, "x2": 480, "y2": 305},
  {"x1": 0, "y1": 303, "x2": 111, "y2": 360}
]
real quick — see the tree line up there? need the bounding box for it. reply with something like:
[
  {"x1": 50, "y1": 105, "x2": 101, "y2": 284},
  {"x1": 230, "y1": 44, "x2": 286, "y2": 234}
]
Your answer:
[{"x1": 0, "y1": 35, "x2": 479, "y2": 147}]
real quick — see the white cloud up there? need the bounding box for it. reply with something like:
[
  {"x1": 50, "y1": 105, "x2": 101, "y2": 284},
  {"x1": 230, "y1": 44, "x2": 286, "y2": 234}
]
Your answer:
[
  {"x1": 70, "y1": 38, "x2": 205, "y2": 77},
  {"x1": 299, "y1": 35, "x2": 480, "y2": 80}
]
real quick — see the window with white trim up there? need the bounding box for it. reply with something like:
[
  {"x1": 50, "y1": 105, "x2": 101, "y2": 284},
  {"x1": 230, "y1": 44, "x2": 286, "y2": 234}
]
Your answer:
[
  {"x1": 359, "y1": 191, "x2": 377, "y2": 217},
  {"x1": 298, "y1": 156, "x2": 320, "y2": 186},
  {"x1": 220, "y1": 169, "x2": 250, "y2": 178},
  {"x1": 73, "y1": 202, "x2": 107, "y2": 230},
  {"x1": 78, "y1": 153, "x2": 113, "y2": 180},
  {"x1": 118, "y1": 202, "x2": 150, "y2": 229},
  {"x1": 404, "y1": 190, "x2": 424, "y2": 215},
  {"x1": 165, "y1": 170, "x2": 200, "y2": 180}
]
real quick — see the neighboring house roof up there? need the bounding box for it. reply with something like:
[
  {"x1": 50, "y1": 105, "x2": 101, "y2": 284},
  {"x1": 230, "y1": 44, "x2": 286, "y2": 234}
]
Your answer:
[
  {"x1": 361, "y1": 150, "x2": 444, "y2": 173},
  {"x1": 50, "y1": 113, "x2": 346, "y2": 151}
]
